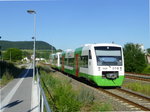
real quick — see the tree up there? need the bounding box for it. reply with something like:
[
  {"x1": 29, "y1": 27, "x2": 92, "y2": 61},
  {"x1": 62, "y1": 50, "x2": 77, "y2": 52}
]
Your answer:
[
  {"x1": 147, "y1": 48, "x2": 150, "y2": 54},
  {"x1": 22, "y1": 51, "x2": 31, "y2": 59},
  {"x1": 124, "y1": 43, "x2": 147, "y2": 73},
  {"x1": 56, "y1": 49, "x2": 63, "y2": 52},
  {"x1": 3, "y1": 48, "x2": 22, "y2": 61},
  {"x1": 36, "y1": 51, "x2": 50, "y2": 60}
]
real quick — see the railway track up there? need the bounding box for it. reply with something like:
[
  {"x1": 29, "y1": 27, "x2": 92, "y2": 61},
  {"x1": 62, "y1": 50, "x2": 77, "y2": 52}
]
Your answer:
[
  {"x1": 125, "y1": 73, "x2": 150, "y2": 82},
  {"x1": 53, "y1": 69, "x2": 150, "y2": 111},
  {"x1": 54, "y1": 69, "x2": 150, "y2": 111},
  {"x1": 126, "y1": 72, "x2": 150, "y2": 77},
  {"x1": 40, "y1": 64, "x2": 150, "y2": 111},
  {"x1": 98, "y1": 88, "x2": 150, "y2": 111}
]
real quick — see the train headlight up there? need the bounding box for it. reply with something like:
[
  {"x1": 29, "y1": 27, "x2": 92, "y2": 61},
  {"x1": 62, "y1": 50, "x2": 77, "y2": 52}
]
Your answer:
[{"x1": 106, "y1": 73, "x2": 118, "y2": 80}]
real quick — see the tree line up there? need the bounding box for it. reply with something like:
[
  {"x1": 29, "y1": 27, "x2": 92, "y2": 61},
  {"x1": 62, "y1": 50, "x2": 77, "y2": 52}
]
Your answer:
[
  {"x1": 0, "y1": 40, "x2": 56, "y2": 50},
  {"x1": 1, "y1": 43, "x2": 150, "y2": 73}
]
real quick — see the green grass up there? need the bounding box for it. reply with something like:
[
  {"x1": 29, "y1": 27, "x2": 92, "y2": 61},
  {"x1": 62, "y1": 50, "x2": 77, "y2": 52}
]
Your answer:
[
  {"x1": 0, "y1": 71, "x2": 13, "y2": 86},
  {"x1": 38, "y1": 65, "x2": 113, "y2": 112},
  {"x1": 123, "y1": 82, "x2": 150, "y2": 96},
  {"x1": 40, "y1": 71, "x2": 81, "y2": 112},
  {"x1": 77, "y1": 88, "x2": 95, "y2": 105},
  {"x1": 142, "y1": 65, "x2": 150, "y2": 74},
  {"x1": 0, "y1": 61, "x2": 24, "y2": 87},
  {"x1": 91, "y1": 102, "x2": 113, "y2": 111}
]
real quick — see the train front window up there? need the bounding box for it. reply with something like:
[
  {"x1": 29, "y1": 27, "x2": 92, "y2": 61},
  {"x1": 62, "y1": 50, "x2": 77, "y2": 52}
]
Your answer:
[{"x1": 95, "y1": 46, "x2": 122, "y2": 66}]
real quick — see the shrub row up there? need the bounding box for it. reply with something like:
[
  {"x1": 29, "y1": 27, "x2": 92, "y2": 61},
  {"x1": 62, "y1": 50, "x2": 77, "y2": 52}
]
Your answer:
[
  {"x1": 38, "y1": 65, "x2": 113, "y2": 111},
  {"x1": 0, "y1": 61, "x2": 23, "y2": 86}
]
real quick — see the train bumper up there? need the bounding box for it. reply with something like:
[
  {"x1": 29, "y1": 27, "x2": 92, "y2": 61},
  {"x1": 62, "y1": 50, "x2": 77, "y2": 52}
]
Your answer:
[
  {"x1": 79, "y1": 72, "x2": 124, "y2": 87},
  {"x1": 93, "y1": 75, "x2": 125, "y2": 86}
]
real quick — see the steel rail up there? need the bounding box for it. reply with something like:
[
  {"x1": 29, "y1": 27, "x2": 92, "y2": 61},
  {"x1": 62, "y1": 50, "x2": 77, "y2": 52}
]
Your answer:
[
  {"x1": 117, "y1": 88, "x2": 150, "y2": 101},
  {"x1": 125, "y1": 72, "x2": 150, "y2": 77},
  {"x1": 49, "y1": 66, "x2": 150, "y2": 111},
  {"x1": 98, "y1": 88, "x2": 150, "y2": 111},
  {"x1": 125, "y1": 74, "x2": 150, "y2": 79},
  {"x1": 126, "y1": 75, "x2": 150, "y2": 82}
]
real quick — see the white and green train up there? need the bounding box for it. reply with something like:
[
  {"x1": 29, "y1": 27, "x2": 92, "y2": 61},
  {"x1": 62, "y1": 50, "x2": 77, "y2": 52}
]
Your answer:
[{"x1": 50, "y1": 43, "x2": 124, "y2": 87}]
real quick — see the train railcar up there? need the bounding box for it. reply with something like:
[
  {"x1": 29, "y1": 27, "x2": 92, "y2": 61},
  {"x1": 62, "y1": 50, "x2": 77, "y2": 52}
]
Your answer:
[
  {"x1": 61, "y1": 49, "x2": 74, "y2": 74},
  {"x1": 50, "y1": 52, "x2": 61, "y2": 70},
  {"x1": 51, "y1": 43, "x2": 124, "y2": 87}
]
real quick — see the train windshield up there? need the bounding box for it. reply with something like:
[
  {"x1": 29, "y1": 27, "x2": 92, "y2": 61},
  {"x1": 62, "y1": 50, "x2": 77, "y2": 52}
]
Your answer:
[{"x1": 95, "y1": 46, "x2": 122, "y2": 66}]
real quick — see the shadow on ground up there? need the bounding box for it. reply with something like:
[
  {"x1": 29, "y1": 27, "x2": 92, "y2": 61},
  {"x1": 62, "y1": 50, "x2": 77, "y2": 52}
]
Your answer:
[{"x1": 1, "y1": 100, "x2": 23, "y2": 110}]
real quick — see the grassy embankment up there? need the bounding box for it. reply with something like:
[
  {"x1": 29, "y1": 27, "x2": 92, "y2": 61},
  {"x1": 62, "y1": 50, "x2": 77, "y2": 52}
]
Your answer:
[
  {"x1": 123, "y1": 82, "x2": 150, "y2": 96},
  {"x1": 38, "y1": 65, "x2": 113, "y2": 112},
  {"x1": 142, "y1": 64, "x2": 150, "y2": 74},
  {"x1": 123, "y1": 64, "x2": 150, "y2": 96},
  {"x1": 0, "y1": 61, "x2": 24, "y2": 87}
]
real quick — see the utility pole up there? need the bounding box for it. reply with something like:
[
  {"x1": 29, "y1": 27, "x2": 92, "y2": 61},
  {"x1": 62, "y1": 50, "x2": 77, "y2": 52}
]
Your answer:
[
  {"x1": 10, "y1": 50, "x2": 11, "y2": 62},
  {"x1": 27, "y1": 10, "x2": 36, "y2": 83}
]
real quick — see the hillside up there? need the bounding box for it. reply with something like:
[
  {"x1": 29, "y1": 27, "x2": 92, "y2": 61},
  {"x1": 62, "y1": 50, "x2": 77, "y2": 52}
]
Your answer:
[{"x1": 0, "y1": 40, "x2": 56, "y2": 50}]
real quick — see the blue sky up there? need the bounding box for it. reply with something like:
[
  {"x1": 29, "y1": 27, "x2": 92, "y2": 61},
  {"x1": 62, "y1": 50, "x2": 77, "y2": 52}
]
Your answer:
[{"x1": 0, "y1": 0, "x2": 149, "y2": 50}]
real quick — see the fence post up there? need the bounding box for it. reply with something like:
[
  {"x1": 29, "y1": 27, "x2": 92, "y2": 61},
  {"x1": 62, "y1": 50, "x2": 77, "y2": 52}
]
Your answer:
[
  {"x1": 38, "y1": 74, "x2": 41, "y2": 112},
  {"x1": 41, "y1": 96, "x2": 44, "y2": 112},
  {"x1": 36, "y1": 67, "x2": 52, "y2": 112}
]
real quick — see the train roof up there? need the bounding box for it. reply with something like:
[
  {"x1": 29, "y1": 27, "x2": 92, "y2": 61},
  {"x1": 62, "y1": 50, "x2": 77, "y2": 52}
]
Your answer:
[
  {"x1": 82, "y1": 43, "x2": 122, "y2": 48},
  {"x1": 57, "y1": 43, "x2": 122, "y2": 55}
]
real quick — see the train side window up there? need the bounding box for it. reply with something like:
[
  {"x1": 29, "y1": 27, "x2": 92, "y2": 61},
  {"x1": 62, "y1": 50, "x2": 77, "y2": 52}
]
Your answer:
[
  {"x1": 80, "y1": 56, "x2": 88, "y2": 68},
  {"x1": 60, "y1": 57, "x2": 62, "y2": 64},
  {"x1": 65, "y1": 58, "x2": 68, "y2": 65},
  {"x1": 68, "y1": 58, "x2": 74, "y2": 67},
  {"x1": 89, "y1": 50, "x2": 92, "y2": 59}
]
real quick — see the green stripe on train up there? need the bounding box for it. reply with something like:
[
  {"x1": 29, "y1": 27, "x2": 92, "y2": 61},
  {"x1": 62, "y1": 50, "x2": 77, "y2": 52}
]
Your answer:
[
  {"x1": 64, "y1": 67, "x2": 124, "y2": 86},
  {"x1": 75, "y1": 47, "x2": 83, "y2": 55},
  {"x1": 79, "y1": 72, "x2": 124, "y2": 86},
  {"x1": 64, "y1": 68, "x2": 74, "y2": 75}
]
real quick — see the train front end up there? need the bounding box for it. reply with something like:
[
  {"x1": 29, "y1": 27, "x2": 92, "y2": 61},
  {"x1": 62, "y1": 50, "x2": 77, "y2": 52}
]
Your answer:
[{"x1": 92, "y1": 44, "x2": 124, "y2": 87}]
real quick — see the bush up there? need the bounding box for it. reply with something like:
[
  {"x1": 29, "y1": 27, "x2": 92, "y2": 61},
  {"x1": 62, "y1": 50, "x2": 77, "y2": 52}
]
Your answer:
[
  {"x1": 40, "y1": 69, "x2": 114, "y2": 111},
  {"x1": 40, "y1": 71, "x2": 81, "y2": 112},
  {"x1": 142, "y1": 65, "x2": 150, "y2": 74},
  {"x1": 77, "y1": 88, "x2": 95, "y2": 105},
  {"x1": 3, "y1": 48, "x2": 22, "y2": 61},
  {"x1": 0, "y1": 61, "x2": 23, "y2": 86},
  {"x1": 53, "y1": 83, "x2": 81, "y2": 112},
  {"x1": 124, "y1": 43, "x2": 147, "y2": 73},
  {"x1": 0, "y1": 71, "x2": 13, "y2": 85}
]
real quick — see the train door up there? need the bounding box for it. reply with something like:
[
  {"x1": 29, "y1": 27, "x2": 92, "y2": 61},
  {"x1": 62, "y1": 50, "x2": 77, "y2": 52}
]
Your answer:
[
  {"x1": 88, "y1": 50, "x2": 92, "y2": 74},
  {"x1": 75, "y1": 54, "x2": 79, "y2": 77},
  {"x1": 62, "y1": 56, "x2": 64, "y2": 72}
]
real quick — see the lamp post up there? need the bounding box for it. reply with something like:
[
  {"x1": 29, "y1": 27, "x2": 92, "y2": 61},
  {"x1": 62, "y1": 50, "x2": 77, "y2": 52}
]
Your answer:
[
  {"x1": 27, "y1": 10, "x2": 36, "y2": 83},
  {"x1": 0, "y1": 36, "x2": 1, "y2": 61}
]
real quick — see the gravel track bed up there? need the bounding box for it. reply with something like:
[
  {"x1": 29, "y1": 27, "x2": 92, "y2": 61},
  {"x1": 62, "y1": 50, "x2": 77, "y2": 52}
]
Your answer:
[
  {"x1": 124, "y1": 78, "x2": 150, "y2": 84},
  {"x1": 105, "y1": 89, "x2": 150, "y2": 110},
  {"x1": 125, "y1": 74, "x2": 150, "y2": 79}
]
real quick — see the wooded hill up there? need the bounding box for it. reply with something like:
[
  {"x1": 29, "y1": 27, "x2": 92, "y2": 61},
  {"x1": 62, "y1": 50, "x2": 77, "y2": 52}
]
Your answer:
[{"x1": 0, "y1": 40, "x2": 56, "y2": 51}]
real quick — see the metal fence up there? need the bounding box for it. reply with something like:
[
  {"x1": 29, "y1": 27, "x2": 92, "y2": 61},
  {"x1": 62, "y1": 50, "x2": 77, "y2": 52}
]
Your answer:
[{"x1": 36, "y1": 68, "x2": 52, "y2": 112}]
